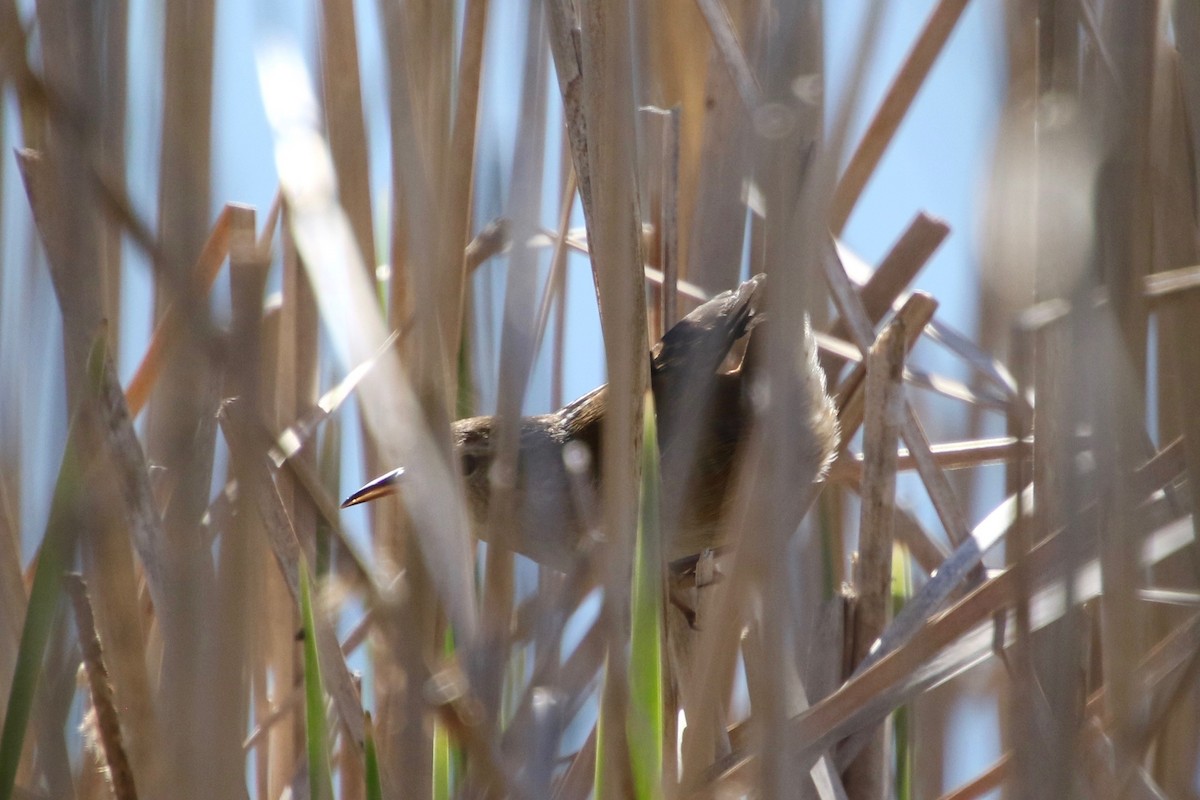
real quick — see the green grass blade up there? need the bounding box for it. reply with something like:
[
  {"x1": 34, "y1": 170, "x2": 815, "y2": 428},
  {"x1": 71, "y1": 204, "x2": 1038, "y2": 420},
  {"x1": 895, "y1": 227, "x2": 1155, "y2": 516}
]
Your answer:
[
  {"x1": 432, "y1": 622, "x2": 461, "y2": 798},
  {"x1": 0, "y1": 445, "x2": 82, "y2": 800},
  {"x1": 300, "y1": 561, "x2": 335, "y2": 800},
  {"x1": 364, "y1": 712, "x2": 383, "y2": 800},
  {"x1": 0, "y1": 334, "x2": 106, "y2": 800},
  {"x1": 893, "y1": 543, "x2": 914, "y2": 800},
  {"x1": 432, "y1": 720, "x2": 452, "y2": 800},
  {"x1": 628, "y1": 390, "x2": 664, "y2": 799}
]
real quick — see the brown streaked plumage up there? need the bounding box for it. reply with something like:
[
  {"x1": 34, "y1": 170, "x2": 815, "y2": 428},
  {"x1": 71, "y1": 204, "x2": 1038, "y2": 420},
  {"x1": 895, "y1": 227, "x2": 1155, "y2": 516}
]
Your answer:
[{"x1": 341, "y1": 274, "x2": 839, "y2": 568}]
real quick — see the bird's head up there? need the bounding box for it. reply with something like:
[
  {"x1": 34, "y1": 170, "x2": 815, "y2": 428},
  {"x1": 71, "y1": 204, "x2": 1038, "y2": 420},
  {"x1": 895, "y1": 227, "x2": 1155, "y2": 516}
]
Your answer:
[
  {"x1": 339, "y1": 415, "x2": 499, "y2": 511},
  {"x1": 452, "y1": 415, "x2": 500, "y2": 522}
]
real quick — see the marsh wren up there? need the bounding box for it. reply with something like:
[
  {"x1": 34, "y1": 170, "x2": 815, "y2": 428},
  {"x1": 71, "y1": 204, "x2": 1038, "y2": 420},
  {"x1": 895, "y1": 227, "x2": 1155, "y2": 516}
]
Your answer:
[{"x1": 342, "y1": 275, "x2": 839, "y2": 568}]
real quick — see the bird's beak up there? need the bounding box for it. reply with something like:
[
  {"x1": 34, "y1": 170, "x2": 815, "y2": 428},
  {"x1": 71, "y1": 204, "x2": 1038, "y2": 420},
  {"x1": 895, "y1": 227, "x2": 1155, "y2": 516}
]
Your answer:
[{"x1": 340, "y1": 467, "x2": 406, "y2": 508}]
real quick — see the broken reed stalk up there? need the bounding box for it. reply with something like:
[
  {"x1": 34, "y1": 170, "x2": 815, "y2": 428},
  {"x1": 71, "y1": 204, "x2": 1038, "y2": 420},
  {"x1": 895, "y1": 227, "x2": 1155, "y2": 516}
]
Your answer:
[{"x1": 842, "y1": 314, "x2": 906, "y2": 799}]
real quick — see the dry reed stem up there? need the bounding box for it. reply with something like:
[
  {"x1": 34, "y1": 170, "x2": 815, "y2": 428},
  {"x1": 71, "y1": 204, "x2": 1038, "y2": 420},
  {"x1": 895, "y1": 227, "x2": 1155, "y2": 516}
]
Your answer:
[
  {"x1": 429, "y1": 0, "x2": 489, "y2": 403},
  {"x1": 827, "y1": 219, "x2": 947, "y2": 380},
  {"x1": 551, "y1": 138, "x2": 572, "y2": 411},
  {"x1": 829, "y1": 0, "x2": 971, "y2": 232},
  {"x1": 0, "y1": 156, "x2": 173, "y2": 798},
  {"x1": 634, "y1": 2, "x2": 705, "y2": 284},
  {"x1": 466, "y1": 217, "x2": 512, "y2": 273},
  {"x1": 935, "y1": 754, "x2": 1008, "y2": 800},
  {"x1": 258, "y1": 44, "x2": 485, "y2": 794},
  {"x1": 1086, "y1": 612, "x2": 1200, "y2": 754},
  {"x1": 1148, "y1": 310, "x2": 1200, "y2": 789},
  {"x1": 828, "y1": 310, "x2": 1015, "y2": 414},
  {"x1": 714, "y1": 511, "x2": 1196, "y2": 789},
  {"x1": 685, "y1": 0, "x2": 759, "y2": 294},
  {"x1": 725, "y1": 417, "x2": 1191, "y2": 787},
  {"x1": 824, "y1": 213, "x2": 948, "y2": 373},
  {"x1": 201, "y1": 205, "x2": 265, "y2": 797},
  {"x1": 843, "y1": 315, "x2": 905, "y2": 800},
  {"x1": 13, "y1": 144, "x2": 104, "y2": 384},
  {"x1": 889, "y1": 503, "x2": 951, "y2": 575},
  {"x1": 65, "y1": 575, "x2": 139, "y2": 800},
  {"x1": 1005, "y1": 286, "x2": 1039, "y2": 800},
  {"x1": 578, "y1": 0, "x2": 650, "y2": 793},
  {"x1": 502, "y1": 619, "x2": 606, "y2": 752},
  {"x1": 1160, "y1": 291, "x2": 1200, "y2": 546},
  {"x1": 479, "y1": 0, "x2": 550, "y2": 734},
  {"x1": 548, "y1": 0, "x2": 596, "y2": 238},
  {"x1": 674, "y1": 391, "x2": 765, "y2": 785},
  {"x1": 685, "y1": 14, "x2": 833, "y2": 785},
  {"x1": 534, "y1": 170, "x2": 579, "y2": 356},
  {"x1": 3, "y1": 24, "x2": 216, "y2": 345},
  {"x1": 149, "y1": 39, "x2": 220, "y2": 797},
  {"x1": 694, "y1": 304, "x2": 831, "y2": 794},
  {"x1": 902, "y1": 368, "x2": 1008, "y2": 411},
  {"x1": 819, "y1": 240, "x2": 972, "y2": 547},
  {"x1": 224, "y1": 424, "x2": 366, "y2": 748},
  {"x1": 1174, "y1": 1, "x2": 1200, "y2": 207},
  {"x1": 75, "y1": 354, "x2": 169, "y2": 798},
  {"x1": 557, "y1": 241, "x2": 706, "y2": 308},
  {"x1": 1090, "y1": 314, "x2": 1152, "y2": 778},
  {"x1": 243, "y1": 686, "x2": 302, "y2": 751},
  {"x1": 16, "y1": 148, "x2": 177, "y2": 669},
  {"x1": 658, "y1": 106, "x2": 681, "y2": 334},
  {"x1": 426, "y1": 666, "x2": 522, "y2": 794},
  {"x1": 156, "y1": 0, "x2": 215, "y2": 277},
  {"x1": 98, "y1": 0, "x2": 128, "y2": 338},
  {"x1": 509, "y1": 547, "x2": 599, "y2": 646},
  {"x1": 258, "y1": 188, "x2": 285, "y2": 253},
  {"x1": 693, "y1": 0, "x2": 760, "y2": 109},
  {"x1": 924, "y1": 318, "x2": 1022, "y2": 404},
  {"x1": 124, "y1": 205, "x2": 233, "y2": 416},
  {"x1": 74, "y1": 416, "x2": 162, "y2": 799},
  {"x1": 260, "y1": 42, "x2": 478, "y2": 635},
  {"x1": 555, "y1": 726, "x2": 598, "y2": 800},
  {"x1": 377, "y1": 0, "x2": 430, "y2": 340},
  {"x1": 337, "y1": 736, "x2": 365, "y2": 800},
  {"x1": 683, "y1": 10, "x2": 823, "y2": 776},
  {"x1": 852, "y1": 482, "x2": 1028, "y2": 688},
  {"x1": 272, "y1": 439, "x2": 374, "y2": 590},
  {"x1": 828, "y1": 436, "x2": 1030, "y2": 483},
  {"x1": 319, "y1": 0, "x2": 376, "y2": 272},
  {"x1": 270, "y1": 198, "x2": 319, "y2": 797},
  {"x1": 835, "y1": 291, "x2": 938, "y2": 438},
  {"x1": 1144, "y1": 265, "x2": 1200, "y2": 303},
  {"x1": 897, "y1": 396, "x2": 974, "y2": 542},
  {"x1": 32, "y1": 622, "x2": 78, "y2": 798},
  {"x1": 950, "y1": 609, "x2": 1200, "y2": 799}
]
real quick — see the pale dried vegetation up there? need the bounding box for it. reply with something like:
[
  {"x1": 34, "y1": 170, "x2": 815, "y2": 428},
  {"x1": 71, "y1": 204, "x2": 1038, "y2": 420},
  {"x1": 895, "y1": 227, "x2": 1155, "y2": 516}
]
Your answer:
[{"x1": 1, "y1": 2, "x2": 1198, "y2": 800}]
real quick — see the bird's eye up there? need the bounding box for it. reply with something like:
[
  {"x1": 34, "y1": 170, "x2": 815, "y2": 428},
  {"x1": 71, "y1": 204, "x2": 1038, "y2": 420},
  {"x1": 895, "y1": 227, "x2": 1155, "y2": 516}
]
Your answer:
[{"x1": 461, "y1": 452, "x2": 484, "y2": 478}]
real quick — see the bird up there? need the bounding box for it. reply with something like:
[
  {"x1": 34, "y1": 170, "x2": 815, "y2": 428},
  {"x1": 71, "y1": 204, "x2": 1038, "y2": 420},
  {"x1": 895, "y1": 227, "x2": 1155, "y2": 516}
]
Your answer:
[{"x1": 341, "y1": 274, "x2": 839, "y2": 570}]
